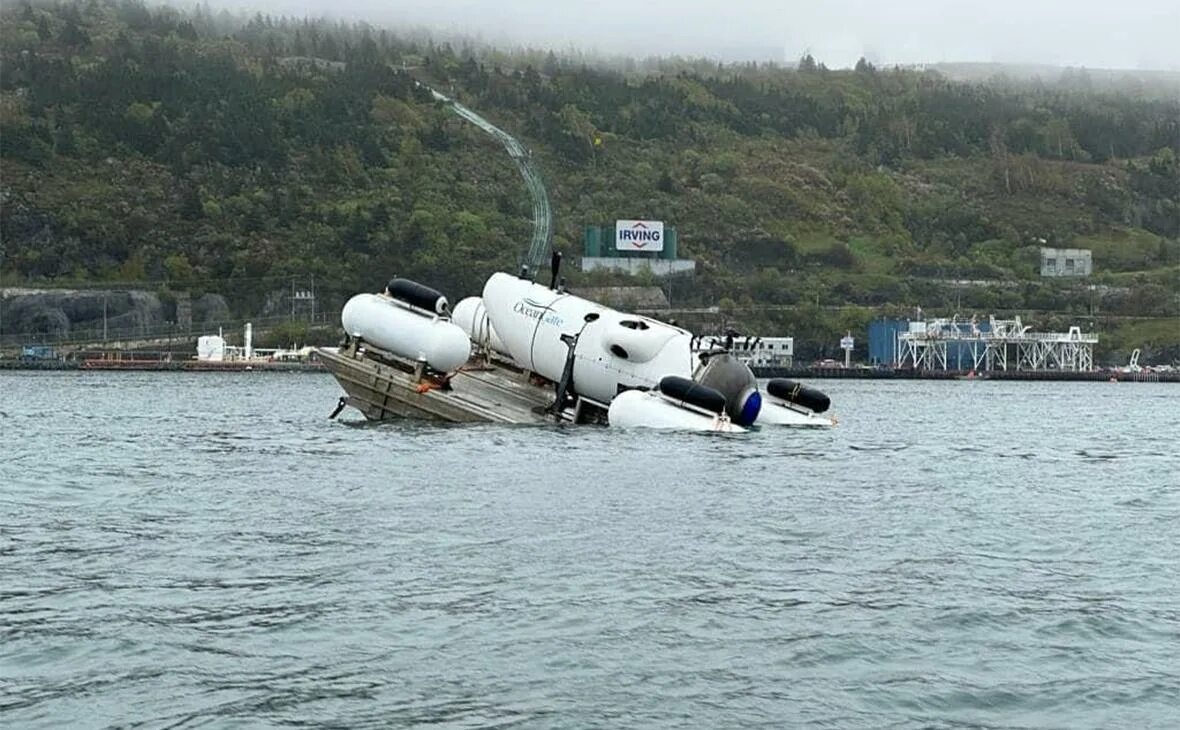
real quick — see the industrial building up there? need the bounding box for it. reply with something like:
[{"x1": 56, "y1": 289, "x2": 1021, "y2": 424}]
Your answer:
[
  {"x1": 580, "y1": 221, "x2": 696, "y2": 275},
  {"x1": 869, "y1": 315, "x2": 1098, "y2": 372},
  {"x1": 868, "y1": 318, "x2": 908, "y2": 365},
  {"x1": 1040, "y1": 247, "x2": 1093, "y2": 277},
  {"x1": 694, "y1": 335, "x2": 794, "y2": 368}
]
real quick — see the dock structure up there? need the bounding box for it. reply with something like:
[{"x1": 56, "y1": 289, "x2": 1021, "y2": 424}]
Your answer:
[{"x1": 895, "y1": 316, "x2": 1097, "y2": 373}]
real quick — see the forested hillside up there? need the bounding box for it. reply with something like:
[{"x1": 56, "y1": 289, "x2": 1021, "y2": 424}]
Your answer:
[{"x1": 1, "y1": 0, "x2": 1177, "y2": 360}]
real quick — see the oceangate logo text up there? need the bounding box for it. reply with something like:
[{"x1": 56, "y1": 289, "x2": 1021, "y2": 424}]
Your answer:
[{"x1": 513, "y1": 299, "x2": 564, "y2": 328}]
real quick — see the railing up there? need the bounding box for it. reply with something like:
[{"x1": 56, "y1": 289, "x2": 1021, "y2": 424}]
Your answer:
[{"x1": 899, "y1": 330, "x2": 1098, "y2": 343}]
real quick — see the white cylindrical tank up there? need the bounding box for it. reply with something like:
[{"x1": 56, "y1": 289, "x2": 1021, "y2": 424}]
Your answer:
[
  {"x1": 452, "y1": 296, "x2": 510, "y2": 357},
  {"x1": 607, "y1": 390, "x2": 745, "y2": 432},
  {"x1": 480, "y1": 272, "x2": 693, "y2": 404},
  {"x1": 196, "y1": 335, "x2": 225, "y2": 362},
  {"x1": 341, "y1": 293, "x2": 471, "y2": 372}
]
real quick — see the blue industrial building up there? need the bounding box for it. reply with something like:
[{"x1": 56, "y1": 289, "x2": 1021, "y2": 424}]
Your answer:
[
  {"x1": 869, "y1": 317, "x2": 994, "y2": 369},
  {"x1": 868, "y1": 318, "x2": 908, "y2": 365}
]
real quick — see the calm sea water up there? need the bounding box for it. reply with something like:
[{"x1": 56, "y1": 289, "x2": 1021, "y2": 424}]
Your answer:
[{"x1": 1, "y1": 372, "x2": 1178, "y2": 729}]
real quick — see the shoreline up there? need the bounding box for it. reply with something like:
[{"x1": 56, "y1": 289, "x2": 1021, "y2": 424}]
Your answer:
[
  {"x1": 751, "y1": 366, "x2": 1177, "y2": 383},
  {"x1": 0, "y1": 359, "x2": 326, "y2": 373},
  {"x1": 0, "y1": 359, "x2": 1172, "y2": 382}
]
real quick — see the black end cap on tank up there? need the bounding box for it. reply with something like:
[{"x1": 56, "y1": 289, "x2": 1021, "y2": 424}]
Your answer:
[
  {"x1": 658, "y1": 375, "x2": 727, "y2": 415},
  {"x1": 766, "y1": 378, "x2": 831, "y2": 413}
]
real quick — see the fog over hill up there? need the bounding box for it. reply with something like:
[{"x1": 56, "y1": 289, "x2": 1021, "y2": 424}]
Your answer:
[{"x1": 198, "y1": 0, "x2": 1180, "y2": 71}]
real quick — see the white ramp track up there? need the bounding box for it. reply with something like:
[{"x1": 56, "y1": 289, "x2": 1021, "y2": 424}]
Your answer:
[{"x1": 426, "y1": 86, "x2": 553, "y2": 274}]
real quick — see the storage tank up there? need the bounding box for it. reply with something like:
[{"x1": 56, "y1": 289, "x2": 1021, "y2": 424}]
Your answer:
[
  {"x1": 197, "y1": 335, "x2": 226, "y2": 362},
  {"x1": 584, "y1": 226, "x2": 602, "y2": 257},
  {"x1": 868, "y1": 318, "x2": 908, "y2": 365},
  {"x1": 603, "y1": 226, "x2": 617, "y2": 255},
  {"x1": 662, "y1": 228, "x2": 678, "y2": 260}
]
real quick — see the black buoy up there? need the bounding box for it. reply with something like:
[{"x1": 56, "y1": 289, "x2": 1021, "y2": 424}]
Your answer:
[
  {"x1": 766, "y1": 378, "x2": 831, "y2": 413},
  {"x1": 385, "y1": 278, "x2": 449, "y2": 315},
  {"x1": 658, "y1": 375, "x2": 727, "y2": 415}
]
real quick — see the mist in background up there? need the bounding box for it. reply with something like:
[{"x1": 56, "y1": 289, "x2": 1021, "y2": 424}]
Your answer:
[{"x1": 196, "y1": 0, "x2": 1180, "y2": 70}]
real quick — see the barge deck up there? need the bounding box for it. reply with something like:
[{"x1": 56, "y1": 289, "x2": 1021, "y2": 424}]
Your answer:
[{"x1": 316, "y1": 342, "x2": 562, "y2": 423}]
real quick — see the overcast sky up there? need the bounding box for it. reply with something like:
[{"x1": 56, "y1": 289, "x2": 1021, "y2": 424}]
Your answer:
[{"x1": 212, "y1": 0, "x2": 1180, "y2": 71}]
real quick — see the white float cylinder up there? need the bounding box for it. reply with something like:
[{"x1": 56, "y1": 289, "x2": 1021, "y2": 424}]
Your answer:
[
  {"x1": 607, "y1": 390, "x2": 745, "y2": 432},
  {"x1": 756, "y1": 399, "x2": 836, "y2": 427},
  {"x1": 452, "y1": 296, "x2": 510, "y2": 356},
  {"x1": 480, "y1": 272, "x2": 694, "y2": 404},
  {"x1": 341, "y1": 293, "x2": 471, "y2": 372}
]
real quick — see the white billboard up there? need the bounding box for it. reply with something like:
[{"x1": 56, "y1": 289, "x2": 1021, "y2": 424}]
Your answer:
[{"x1": 615, "y1": 220, "x2": 664, "y2": 252}]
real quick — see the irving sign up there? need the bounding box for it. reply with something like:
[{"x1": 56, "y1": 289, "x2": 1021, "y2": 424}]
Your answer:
[{"x1": 615, "y1": 220, "x2": 664, "y2": 252}]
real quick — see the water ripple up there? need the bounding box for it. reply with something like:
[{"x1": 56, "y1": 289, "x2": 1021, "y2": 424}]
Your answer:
[{"x1": 1, "y1": 373, "x2": 1178, "y2": 728}]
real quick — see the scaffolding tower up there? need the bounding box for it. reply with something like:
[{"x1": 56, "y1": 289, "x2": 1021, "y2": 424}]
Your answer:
[{"x1": 896, "y1": 315, "x2": 1097, "y2": 372}]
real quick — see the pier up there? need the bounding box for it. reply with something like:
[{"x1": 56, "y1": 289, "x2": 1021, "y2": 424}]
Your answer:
[
  {"x1": 750, "y1": 366, "x2": 1173, "y2": 383},
  {"x1": 0, "y1": 350, "x2": 325, "y2": 372},
  {"x1": 894, "y1": 316, "x2": 1098, "y2": 373}
]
